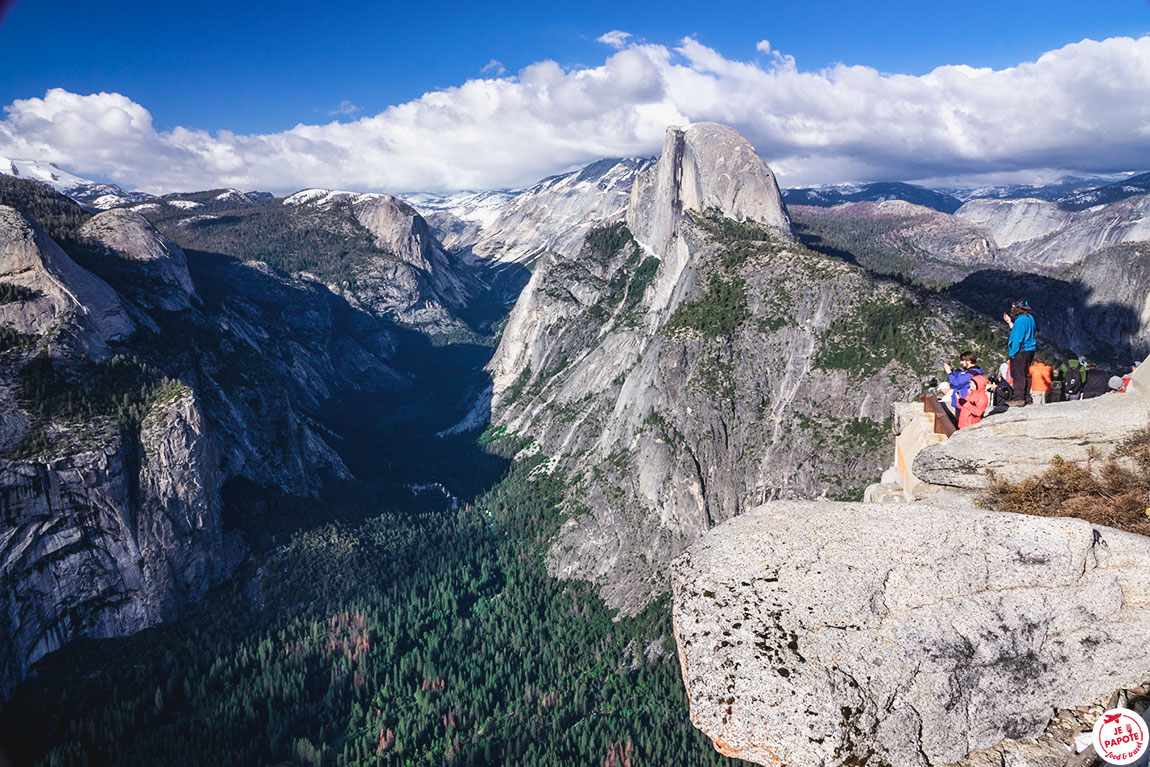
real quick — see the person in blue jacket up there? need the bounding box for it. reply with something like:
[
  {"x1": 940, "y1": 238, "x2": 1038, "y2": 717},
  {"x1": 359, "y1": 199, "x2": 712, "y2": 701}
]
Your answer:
[
  {"x1": 1002, "y1": 299, "x2": 1037, "y2": 406},
  {"x1": 942, "y1": 351, "x2": 983, "y2": 410}
]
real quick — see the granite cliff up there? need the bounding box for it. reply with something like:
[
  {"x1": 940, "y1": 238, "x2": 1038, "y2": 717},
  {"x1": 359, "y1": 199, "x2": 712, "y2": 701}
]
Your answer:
[
  {"x1": 0, "y1": 177, "x2": 413, "y2": 701},
  {"x1": 483, "y1": 123, "x2": 1003, "y2": 613}
]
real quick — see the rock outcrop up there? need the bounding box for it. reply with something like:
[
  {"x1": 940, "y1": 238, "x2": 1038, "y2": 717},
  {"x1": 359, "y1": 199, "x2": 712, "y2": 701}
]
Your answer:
[
  {"x1": 349, "y1": 194, "x2": 475, "y2": 326},
  {"x1": 0, "y1": 388, "x2": 237, "y2": 702},
  {"x1": 914, "y1": 355, "x2": 1150, "y2": 490},
  {"x1": 627, "y1": 124, "x2": 792, "y2": 259},
  {"x1": 671, "y1": 501, "x2": 1150, "y2": 767},
  {"x1": 955, "y1": 198, "x2": 1073, "y2": 249},
  {"x1": 0, "y1": 205, "x2": 133, "y2": 358},
  {"x1": 137, "y1": 188, "x2": 484, "y2": 335},
  {"x1": 80, "y1": 208, "x2": 196, "y2": 311}
]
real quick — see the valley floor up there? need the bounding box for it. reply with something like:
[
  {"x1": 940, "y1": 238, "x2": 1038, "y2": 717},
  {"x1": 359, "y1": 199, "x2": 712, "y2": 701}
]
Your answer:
[{"x1": 0, "y1": 335, "x2": 748, "y2": 767}]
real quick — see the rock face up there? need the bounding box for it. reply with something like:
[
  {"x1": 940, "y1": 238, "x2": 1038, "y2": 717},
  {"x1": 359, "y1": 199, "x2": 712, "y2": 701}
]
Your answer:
[
  {"x1": 955, "y1": 198, "x2": 1073, "y2": 249},
  {"x1": 484, "y1": 122, "x2": 999, "y2": 613},
  {"x1": 80, "y1": 208, "x2": 196, "y2": 310},
  {"x1": 914, "y1": 353, "x2": 1150, "y2": 490},
  {"x1": 0, "y1": 389, "x2": 235, "y2": 702},
  {"x1": 0, "y1": 178, "x2": 411, "y2": 701},
  {"x1": 138, "y1": 188, "x2": 484, "y2": 334},
  {"x1": 955, "y1": 194, "x2": 1150, "y2": 269},
  {"x1": 349, "y1": 194, "x2": 475, "y2": 326},
  {"x1": 671, "y1": 501, "x2": 1150, "y2": 767},
  {"x1": 0, "y1": 205, "x2": 133, "y2": 358},
  {"x1": 419, "y1": 157, "x2": 655, "y2": 265},
  {"x1": 627, "y1": 124, "x2": 792, "y2": 259}
]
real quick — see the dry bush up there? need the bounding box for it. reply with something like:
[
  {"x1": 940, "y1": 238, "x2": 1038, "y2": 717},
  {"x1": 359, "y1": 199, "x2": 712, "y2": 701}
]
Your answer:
[{"x1": 983, "y1": 427, "x2": 1150, "y2": 536}]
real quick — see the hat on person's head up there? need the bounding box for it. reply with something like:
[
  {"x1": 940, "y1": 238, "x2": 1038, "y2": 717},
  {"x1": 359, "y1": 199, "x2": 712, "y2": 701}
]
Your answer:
[
  {"x1": 1109, "y1": 376, "x2": 1124, "y2": 390},
  {"x1": 1012, "y1": 299, "x2": 1030, "y2": 309}
]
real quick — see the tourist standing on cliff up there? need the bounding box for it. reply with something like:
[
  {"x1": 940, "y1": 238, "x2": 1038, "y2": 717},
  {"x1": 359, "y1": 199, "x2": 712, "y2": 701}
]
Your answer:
[
  {"x1": 1028, "y1": 355, "x2": 1052, "y2": 405},
  {"x1": 1002, "y1": 300, "x2": 1036, "y2": 406}
]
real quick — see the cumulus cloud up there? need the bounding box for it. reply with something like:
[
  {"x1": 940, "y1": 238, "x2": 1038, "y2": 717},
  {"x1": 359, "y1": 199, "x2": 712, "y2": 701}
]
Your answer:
[
  {"x1": 597, "y1": 30, "x2": 632, "y2": 49},
  {"x1": 2, "y1": 35, "x2": 1148, "y2": 194},
  {"x1": 481, "y1": 59, "x2": 506, "y2": 76}
]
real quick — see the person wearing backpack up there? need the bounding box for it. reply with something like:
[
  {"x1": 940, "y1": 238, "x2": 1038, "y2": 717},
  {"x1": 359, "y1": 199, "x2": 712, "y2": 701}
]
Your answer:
[
  {"x1": 1059, "y1": 356, "x2": 1086, "y2": 401},
  {"x1": 1002, "y1": 300, "x2": 1037, "y2": 406}
]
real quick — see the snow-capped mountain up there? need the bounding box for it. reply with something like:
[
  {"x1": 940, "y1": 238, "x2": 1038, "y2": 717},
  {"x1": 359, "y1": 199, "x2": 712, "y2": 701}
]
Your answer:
[
  {"x1": 0, "y1": 157, "x2": 153, "y2": 210},
  {"x1": 408, "y1": 157, "x2": 655, "y2": 263},
  {"x1": 782, "y1": 181, "x2": 963, "y2": 213},
  {"x1": 402, "y1": 190, "x2": 517, "y2": 251},
  {"x1": 939, "y1": 174, "x2": 1128, "y2": 204},
  {"x1": 1054, "y1": 172, "x2": 1150, "y2": 211}
]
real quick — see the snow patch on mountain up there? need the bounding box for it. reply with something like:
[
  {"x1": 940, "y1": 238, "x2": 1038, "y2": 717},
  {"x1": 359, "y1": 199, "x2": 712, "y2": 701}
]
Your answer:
[
  {"x1": 404, "y1": 190, "x2": 515, "y2": 229},
  {"x1": 283, "y1": 188, "x2": 383, "y2": 207},
  {"x1": 0, "y1": 157, "x2": 153, "y2": 210}
]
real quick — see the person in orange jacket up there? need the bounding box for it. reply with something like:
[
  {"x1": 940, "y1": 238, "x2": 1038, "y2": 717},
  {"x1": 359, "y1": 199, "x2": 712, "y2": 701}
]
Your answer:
[
  {"x1": 1028, "y1": 355, "x2": 1053, "y2": 405},
  {"x1": 957, "y1": 375, "x2": 990, "y2": 429}
]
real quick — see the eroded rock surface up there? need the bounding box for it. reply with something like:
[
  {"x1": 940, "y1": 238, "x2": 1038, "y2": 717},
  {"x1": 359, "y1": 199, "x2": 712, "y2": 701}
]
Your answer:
[
  {"x1": 0, "y1": 389, "x2": 237, "y2": 702},
  {"x1": 0, "y1": 205, "x2": 133, "y2": 358},
  {"x1": 484, "y1": 122, "x2": 1001, "y2": 613},
  {"x1": 80, "y1": 208, "x2": 196, "y2": 310},
  {"x1": 671, "y1": 501, "x2": 1150, "y2": 766}
]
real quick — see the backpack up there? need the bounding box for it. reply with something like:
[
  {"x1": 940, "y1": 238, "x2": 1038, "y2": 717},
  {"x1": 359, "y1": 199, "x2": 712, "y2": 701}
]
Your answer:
[
  {"x1": 995, "y1": 378, "x2": 1014, "y2": 405},
  {"x1": 1064, "y1": 363, "x2": 1083, "y2": 396}
]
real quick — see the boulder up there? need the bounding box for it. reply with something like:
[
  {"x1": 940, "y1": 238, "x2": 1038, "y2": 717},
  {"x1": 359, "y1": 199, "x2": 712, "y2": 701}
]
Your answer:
[{"x1": 671, "y1": 501, "x2": 1150, "y2": 766}]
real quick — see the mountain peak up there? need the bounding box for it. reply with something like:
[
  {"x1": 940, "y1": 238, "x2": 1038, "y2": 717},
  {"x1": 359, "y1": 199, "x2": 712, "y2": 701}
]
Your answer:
[{"x1": 627, "y1": 123, "x2": 792, "y2": 257}]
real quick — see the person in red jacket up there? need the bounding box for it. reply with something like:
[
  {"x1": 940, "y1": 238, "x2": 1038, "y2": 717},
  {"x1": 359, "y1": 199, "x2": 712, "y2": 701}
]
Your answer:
[{"x1": 957, "y1": 374, "x2": 990, "y2": 429}]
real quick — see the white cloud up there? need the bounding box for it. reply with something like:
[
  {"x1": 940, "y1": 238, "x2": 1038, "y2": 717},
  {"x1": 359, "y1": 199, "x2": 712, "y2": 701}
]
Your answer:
[
  {"x1": 755, "y1": 40, "x2": 771, "y2": 54},
  {"x1": 597, "y1": 30, "x2": 632, "y2": 50},
  {"x1": 2, "y1": 35, "x2": 1148, "y2": 194},
  {"x1": 327, "y1": 100, "x2": 360, "y2": 117},
  {"x1": 481, "y1": 59, "x2": 506, "y2": 76}
]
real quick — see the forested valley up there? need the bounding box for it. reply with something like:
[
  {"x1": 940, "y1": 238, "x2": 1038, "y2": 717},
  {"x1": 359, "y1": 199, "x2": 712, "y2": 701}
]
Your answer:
[{"x1": 0, "y1": 328, "x2": 747, "y2": 767}]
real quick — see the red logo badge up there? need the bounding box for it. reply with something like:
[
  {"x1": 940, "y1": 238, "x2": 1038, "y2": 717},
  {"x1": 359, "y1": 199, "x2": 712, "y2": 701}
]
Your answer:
[{"x1": 1092, "y1": 708, "x2": 1149, "y2": 765}]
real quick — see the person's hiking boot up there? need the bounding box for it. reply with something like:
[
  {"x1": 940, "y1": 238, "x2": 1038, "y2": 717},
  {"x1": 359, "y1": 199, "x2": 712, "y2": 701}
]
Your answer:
[{"x1": 1005, "y1": 399, "x2": 1026, "y2": 407}]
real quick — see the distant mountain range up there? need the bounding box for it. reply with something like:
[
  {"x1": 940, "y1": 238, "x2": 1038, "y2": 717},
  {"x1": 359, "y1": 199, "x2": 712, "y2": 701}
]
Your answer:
[
  {"x1": 783, "y1": 182, "x2": 965, "y2": 214},
  {"x1": 3, "y1": 155, "x2": 1146, "y2": 220},
  {"x1": 784, "y1": 174, "x2": 1150, "y2": 214}
]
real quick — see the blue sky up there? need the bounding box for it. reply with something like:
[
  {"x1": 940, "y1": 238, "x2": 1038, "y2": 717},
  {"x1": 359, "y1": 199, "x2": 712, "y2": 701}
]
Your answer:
[
  {"x1": 1, "y1": 0, "x2": 1148, "y2": 192},
  {"x1": 2, "y1": 0, "x2": 1146, "y2": 134}
]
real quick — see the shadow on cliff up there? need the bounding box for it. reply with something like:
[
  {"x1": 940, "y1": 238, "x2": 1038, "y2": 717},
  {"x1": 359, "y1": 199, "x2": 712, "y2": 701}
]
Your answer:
[
  {"x1": 182, "y1": 247, "x2": 526, "y2": 551},
  {"x1": 945, "y1": 269, "x2": 1146, "y2": 364}
]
